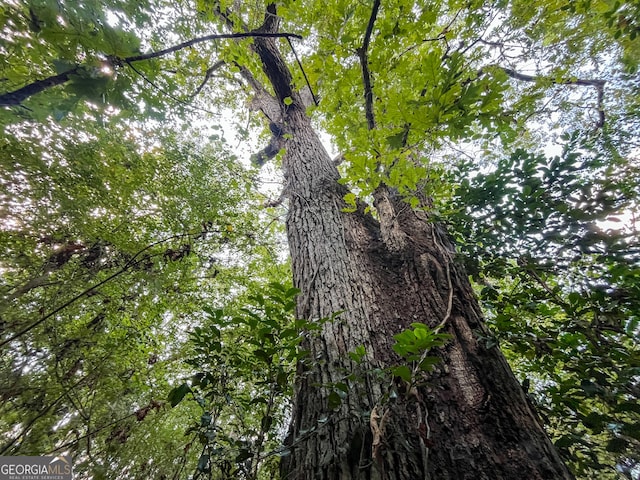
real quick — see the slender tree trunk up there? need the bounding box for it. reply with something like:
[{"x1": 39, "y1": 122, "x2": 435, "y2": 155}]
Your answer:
[{"x1": 252, "y1": 18, "x2": 573, "y2": 480}]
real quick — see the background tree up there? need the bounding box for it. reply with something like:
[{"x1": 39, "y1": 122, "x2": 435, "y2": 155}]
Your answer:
[
  {"x1": 1, "y1": 0, "x2": 638, "y2": 479},
  {"x1": 0, "y1": 112, "x2": 283, "y2": 478}
]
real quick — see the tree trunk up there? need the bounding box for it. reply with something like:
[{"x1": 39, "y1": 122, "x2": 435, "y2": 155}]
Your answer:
[{"x1": 252, "y1": 21, "x2": 573, "y2": 480}]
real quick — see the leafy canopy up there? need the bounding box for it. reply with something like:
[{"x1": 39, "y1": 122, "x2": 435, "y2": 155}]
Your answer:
[{"x1": 1, "y1": 0, "x2": 639, "y2": 478}]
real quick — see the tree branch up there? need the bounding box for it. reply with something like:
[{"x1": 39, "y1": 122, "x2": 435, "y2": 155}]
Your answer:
[
  {"x1": 208, "y1": 5, "x2": 282, "y2": 122},
  {"x1": 286, "y1": 37, "x2": 319, "y2": 107},
  {"x1": 45, "y1": 411, "x2": 138, "y2": 455},
  {"x1": 498, "y1": 66, "x2": 606, "y2": 128},
  {"x1": 124, "y1": 32, "x2": 302, "y2": 63},
  {"x1": 0, "y1": 230, "x2": 210, "y2": 348},
  {"x1": 124, "y1": 60, "x2": 219, "y2": 116},
  {"x1": 211, "y1": 3, "x2": 284, "y2": 114},
  {"x1": 518, "y1": 259, "x2": 576, "y2": 316},
  {"x1": 0, "y1": 32, "x2": 302, "y2": 107},
  {"x1": 213, "y1": 2, "x2": 316, "y2": 119},
  {"x1": 212, "y1": 1, "x2": 247, "y2": 32},
  {"x1": 357, "y1": 0, "x2": 381, "y2": 131},
  {"x1": 0, "y1": 373, "x2": 91, "y2": 455},
  {"x1": 189, "y1": 60, "x2": 226, "y2": 98},
  {"x1": 500, "y1": 67, "x2": 605, "y2": 89},
  {"x1": 0, "y1": 67, "x2": 79, "y2": 106}
]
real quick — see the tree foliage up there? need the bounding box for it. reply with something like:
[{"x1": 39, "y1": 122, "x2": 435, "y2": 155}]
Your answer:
[
  {"x1": 440, "y1": 136, "x2": 640, "y2": 477},
  {"x1": 0, "y1": 112, "x2": 282, "y2": 477},
  {"x1": 1, "y1": 0, "x2": 638, "y2": 478}
]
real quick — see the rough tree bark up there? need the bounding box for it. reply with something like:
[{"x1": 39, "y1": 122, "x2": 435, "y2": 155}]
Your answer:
[{"x1": 251, "y1": 6, "x2": 574, "y2": 480}]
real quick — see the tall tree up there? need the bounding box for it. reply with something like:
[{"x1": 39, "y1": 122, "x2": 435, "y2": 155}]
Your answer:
[
  {"x1": 2, "y1": 0, "x2": 638, "y2": 478},
  {"x1": 244, "y1": 4, "x2": 569, "y2": 478},
  {"x1": 0, "y1": 115, "x2": 279, "y2": 477}
]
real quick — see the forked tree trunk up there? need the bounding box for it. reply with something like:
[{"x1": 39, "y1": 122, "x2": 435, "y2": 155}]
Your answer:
[{"x1": 252, "y1": 21, "x2": 573, "y2": 480}]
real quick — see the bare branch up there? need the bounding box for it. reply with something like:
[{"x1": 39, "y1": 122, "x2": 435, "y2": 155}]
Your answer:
[
  {"x1": 0, "y1": 32, "x2": 302, "y2": 107},
  {"x1": 124, "y1": 60, "x2": 219, "y2": 116},
  {"x1": 286, "y1": 37, "x2": 319, "y2": 107},
  {"x1": 498, "y1": 66, "x2": 606, "y2": 128},
  {"x1": 124, "y1": 32, "x2": 302, "y2": 63},
  {"x1": 189, "y1": 60, "x2": 226, "y2": 98},
  {"x1": 0, "y1": 67, "x2": 79, "y2": 106},
  {"x1": 499, "y1": 67, "x2": 605, "y2": 89}
]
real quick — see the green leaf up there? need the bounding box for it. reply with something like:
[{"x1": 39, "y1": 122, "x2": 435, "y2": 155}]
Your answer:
[
  {"x1": 580, "y1": 379, "x2": 601, "y2": 396},
  {"x1": 285, "y1": 287, "x2": 301, "y2": 298},
  {"x1": 343, "y1": 192, "x2": 357, "y2": 212},
  {"x1": 235, "y1": 448, "x2": 252, "y2": 463},
  {"x1": 53, "y1": 59, "x2": 76, "y2": 74},
  {"x1": 200, "y1": 412, "x2": 212, "y2": 427},
  {"x1": 554, "y1": 434, "x2": 581, "y2": 448},
  {"x1": 261, "y1": 415, "x2": 273, "y2": 432},
  {"x1": 615, "y1": 402, "x2": 640, "y2": 414},
  {"x1": 391, "y1": 365, "x2": 412, "y2": 382},
  {"x1": 605, "y1": 437, "x2": 628, "y2": 453},
  {"x1": 197, "y1": 454, "x2": 210, "y2": 472},
  {"x1": 582, "y1": 412, "x2": 604, "y2": 432},
  {"x1": 328, "y1": 390, "x2": 342, "y2": 410},
  {"x1": 254, "y1": 349, "x2": 272, "y2": 364},
  {"x1": 348, "y1": 345, "x2": 366, "y2": 363},
  {"x1": 385, "y1": 131, "x2": 405, "y2": 149},
  {"x1": 418, "y1": 356, "x2": 440, "y2": 372},
  {"x1": 168, "y1": 383, "x2": 191, "y2": 407}
]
